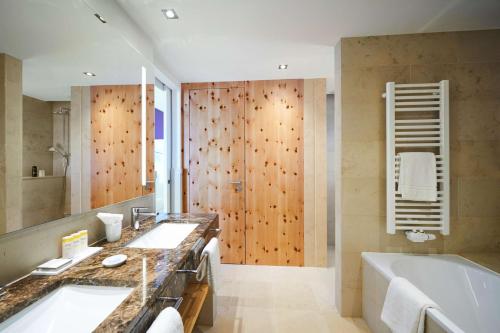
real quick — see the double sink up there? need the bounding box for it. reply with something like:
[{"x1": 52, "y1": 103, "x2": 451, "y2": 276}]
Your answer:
[{"x1": 0, "y1": 222, "x2": 199, "y2": 332}]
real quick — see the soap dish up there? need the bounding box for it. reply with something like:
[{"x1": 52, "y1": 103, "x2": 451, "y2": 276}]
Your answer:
[{"x1": 102, "y1": 254, "x2": 127, "y2": 268}]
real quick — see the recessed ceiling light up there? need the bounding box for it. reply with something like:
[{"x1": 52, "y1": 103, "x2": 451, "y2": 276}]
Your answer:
[
  {"x1": 278, "y1": 64, "x2": 288, "y2": 70},
  {"x1": 162, "y1": 9, "x2": 179, "y2": 19},
  {"x1": 94, "y1": 13, "x2": 106, "y2": 23},
  {"x1": 83, "y1": 72, "x2": 96, "y2": 77}
]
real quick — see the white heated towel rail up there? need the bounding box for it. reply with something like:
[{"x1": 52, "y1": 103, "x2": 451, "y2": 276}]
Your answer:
[{"x1": 385, "y1": 81, "x2": 450, "y2": 235}]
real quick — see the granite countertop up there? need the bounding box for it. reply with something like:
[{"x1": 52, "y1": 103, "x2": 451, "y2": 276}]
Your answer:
[{"x1": 0, "y1": 213, "x2": 218, "y2": 332}]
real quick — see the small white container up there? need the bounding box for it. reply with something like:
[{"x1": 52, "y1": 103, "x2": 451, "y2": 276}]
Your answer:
[
  {"x1": 38, "y1": 169, "x2": 45, "y2": 177},
  {"x1": 97, "y1": 213, "x2": 124, "y2": 243},
  {"x1": 105, "y1": 221, "x2": 122, "y2": 242}
]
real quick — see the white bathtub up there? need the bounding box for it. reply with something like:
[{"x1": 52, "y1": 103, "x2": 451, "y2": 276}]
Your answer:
[{"x1": 362, "y1": 253, "x2": 500, "y2": 333}]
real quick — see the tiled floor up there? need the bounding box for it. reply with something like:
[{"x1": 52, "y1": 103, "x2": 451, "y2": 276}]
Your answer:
[{"x1": 197, "y1": 248, "x2": 370, "y2": 333}]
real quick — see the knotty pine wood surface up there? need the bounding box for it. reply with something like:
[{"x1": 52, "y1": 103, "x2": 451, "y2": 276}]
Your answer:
[
  {"x1": 244, "y1": 80, "x2": 304, "y2": 266},
  {"x1": 188, "y1": 87, "x2": 246, "y2": 264},
  {"x1": 183, "y1": 80, "x2": 305, "y2": 266},
  {"x1": 90, "y1": 84, "x2": 154, "y2": 209}
]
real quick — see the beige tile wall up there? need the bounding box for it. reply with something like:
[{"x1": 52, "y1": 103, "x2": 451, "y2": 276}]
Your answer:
[
  {"x1": 0, "y1": 54, "x2": 23, "y2": 234},
  {"x1": 22, "y1": 177, "x2": 65, "y2": 228},
  {"x1": 22, "y1": 95, "x2": 53, "y2": 177},
  {"x1": 304, "y1": 78, "x2": 328, "y2": 267},
  {"x1": 335, "y1": 30, "x2": 500, "y2": 316}
]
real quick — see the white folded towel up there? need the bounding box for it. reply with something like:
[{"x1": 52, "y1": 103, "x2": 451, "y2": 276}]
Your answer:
[
  {"x1": 202, "y1": 237, "x2": 221, "y2": 294},
  {"x1": 147, "y1": 307, "x2": 184, "y2": 333},
  {"x1": 398, "y1": 152, "x2": 437, "y2": 201},
  {"x1": 381, "y1": 277, "x2": 438, "y2": 333}
]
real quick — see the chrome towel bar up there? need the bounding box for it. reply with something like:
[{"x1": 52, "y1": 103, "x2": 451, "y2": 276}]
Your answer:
[
  {"x1": 177, "y1": 253, "x2": 208, "y2": 282},
  {"x1": 157, "y1": 296, "x2": 183, "y2": 310},
  {"x1": 210, "y1": 228, "x2": 221, "y2": 238}
]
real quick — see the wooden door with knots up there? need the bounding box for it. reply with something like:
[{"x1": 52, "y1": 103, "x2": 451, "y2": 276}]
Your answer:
[{"x1": 188, "y1": 87, "x2": 246, "y2": 264}]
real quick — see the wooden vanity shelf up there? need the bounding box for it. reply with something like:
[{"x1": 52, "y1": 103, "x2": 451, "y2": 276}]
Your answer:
[{"x1": 178, "y1": 283, "x2": 209, "y2": 333}]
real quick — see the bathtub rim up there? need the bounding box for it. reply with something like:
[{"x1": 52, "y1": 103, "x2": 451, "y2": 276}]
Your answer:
[
  {"x1": 361, "y1": 252, "x2": 499, "y2": 281},
  {"x1": 360, "y1": 252, "x2": 500, "y2": 333}
]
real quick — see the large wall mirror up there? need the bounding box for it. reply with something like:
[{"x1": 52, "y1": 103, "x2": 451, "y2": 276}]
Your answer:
[{"x1": 0, "y1": 0, "x2": 168, "y2": 236}]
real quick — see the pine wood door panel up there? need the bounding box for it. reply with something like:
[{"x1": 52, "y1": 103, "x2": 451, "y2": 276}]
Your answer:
[
  {"x1": 189, "y1": 88, "x2": 245, "y2": 264},
  {"x1": 245, "y1": 80, "x2": 304, "y2": 266}
]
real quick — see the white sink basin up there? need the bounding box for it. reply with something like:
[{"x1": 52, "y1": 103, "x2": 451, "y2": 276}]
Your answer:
[
  {"x1": 126, "y1": 223, "x2": 198, "y2": 249},
  {"x1": 0, "y1": 285, "x2": 133, "y2": 333}
]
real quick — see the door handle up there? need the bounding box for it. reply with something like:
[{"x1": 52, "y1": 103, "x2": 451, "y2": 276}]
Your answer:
[{"x1": 229, "y1": 180, "x2": 243, "y2": 192}]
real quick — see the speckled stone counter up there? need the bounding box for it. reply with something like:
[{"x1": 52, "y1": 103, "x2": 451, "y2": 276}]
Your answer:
[{"x1": 0, "y1": 213, "x2": 218, "y2": 332}]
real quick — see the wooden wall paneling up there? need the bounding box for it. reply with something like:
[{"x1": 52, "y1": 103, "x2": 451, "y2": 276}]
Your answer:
[
  {"x1": 188, "y1": 88, "x2": 246, "y2": 264},
  {"x1": 144, "y1": 84, "x2": 155, "y2": 195},
  {"x1": 91, "y1": 85, "x2": 154, "y2": 209},
  {"x1": 245, "y1": 80, "x2": 304, "y2": 266},
  {"x1": 181, "y1": 81, "x2": 246, "y2": 212}
]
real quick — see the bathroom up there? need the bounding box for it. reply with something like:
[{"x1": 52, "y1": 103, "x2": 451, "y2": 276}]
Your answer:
[{"x1": 0, "y1": 1, "x2": 499, "y2": 333}]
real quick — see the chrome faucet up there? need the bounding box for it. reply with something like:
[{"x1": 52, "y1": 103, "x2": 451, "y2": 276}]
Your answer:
[{"x1": 131, "y1": 207, "x2": 157, "y2": 230}]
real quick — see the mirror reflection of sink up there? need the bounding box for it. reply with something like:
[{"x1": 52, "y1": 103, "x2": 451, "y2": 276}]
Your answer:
[
  {"x1": 126, "y1": 223, "x2": 198, "y2": 249},
  {"x1": 0, "y1": 284, "x2": 133, "y2": 333}
]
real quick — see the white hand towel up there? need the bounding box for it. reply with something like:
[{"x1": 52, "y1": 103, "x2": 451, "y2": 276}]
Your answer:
[
  {"x1": 398, "y1": 152, "x2": 437, "y2": 201},
  {"x1": 381, "y1": 277, "x2": 438, "y2": 333},
  {"x1": 147, "y1": 307, "x2": 184, "y2": 333},
  {"x1": 202, "y1": 237, "x2": 221, "y2": 294}
]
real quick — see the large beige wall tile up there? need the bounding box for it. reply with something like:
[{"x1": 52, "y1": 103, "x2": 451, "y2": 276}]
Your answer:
[
  {"x1": 342, "y1": 141, "x2": 385, "y2": 178},
  {"x1": 22, "y1": 177, "x2": 65, "y2": 228},
  {"x1": 341, "y1": 33, "x2": 459, "y2": 68},
  {"x1": 445, "y1": 217, "x2": 500, "y2": 253},
  {"x1": 341, "y1": 65, "x2": 410, "y2": 104},
  {"x1": 22, "y1": 95, "x2": 53, "y2": 176},
  {"x1": 340, "y1": 285, "x2": 363, "y2": 317},
  {"x1": 410, "y1": 62, "x2": 500, "y2": 100},
  {"x1": 451, "y1": 140, "x2": 500, "y2": 177},
  {"x1": 341, "y1": 103, "x2": 385, "y2": 142},
  {"x1": 341, "y1": 177, "x2": 385, "y2": 217},
  {"x1": 0, "y1": 54, "x2": 22, "y2": 234},
  {"x1": 458, "y1": 178, "x2": 500, "y2": 218},
  {"x1": 341, "y1": 251, "x2": 364, "y2": 290},
  {"x1": 450, "y1": 99, "x2": 500, "y2": 141},
  {"x1": 341, "y1": 215, "x2": 381, "y2": 253},
  {"x1": 455, "y1": 29, "x2": 500, "y2": 63},
  {"x1": 304, "y1": 78, "x2": 328, "y2": 267}
]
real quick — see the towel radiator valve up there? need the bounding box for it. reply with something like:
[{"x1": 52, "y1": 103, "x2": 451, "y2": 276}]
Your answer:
[{"x1": 405, "y1": 230, "x2": 437, "y2": 243}]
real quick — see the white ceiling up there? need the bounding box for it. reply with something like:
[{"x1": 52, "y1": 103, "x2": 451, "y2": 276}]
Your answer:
[
  {"x1": 117, "y1": 0, "x2": 500, "y2": 92},
  {"x1": 0, "y1": 0, "x2": 151, "y2": 101},
  {"x1": 0, "y1": 0, "x2": 499, "y2": 99}
]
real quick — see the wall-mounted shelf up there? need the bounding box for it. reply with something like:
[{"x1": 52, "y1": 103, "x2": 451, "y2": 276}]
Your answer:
[
  {"x1": 178, "y1": 283, "x2": 209, "y2": 333},
  {"x1": 22, "y1": 176, "x2": 65, "y2": 180}
]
